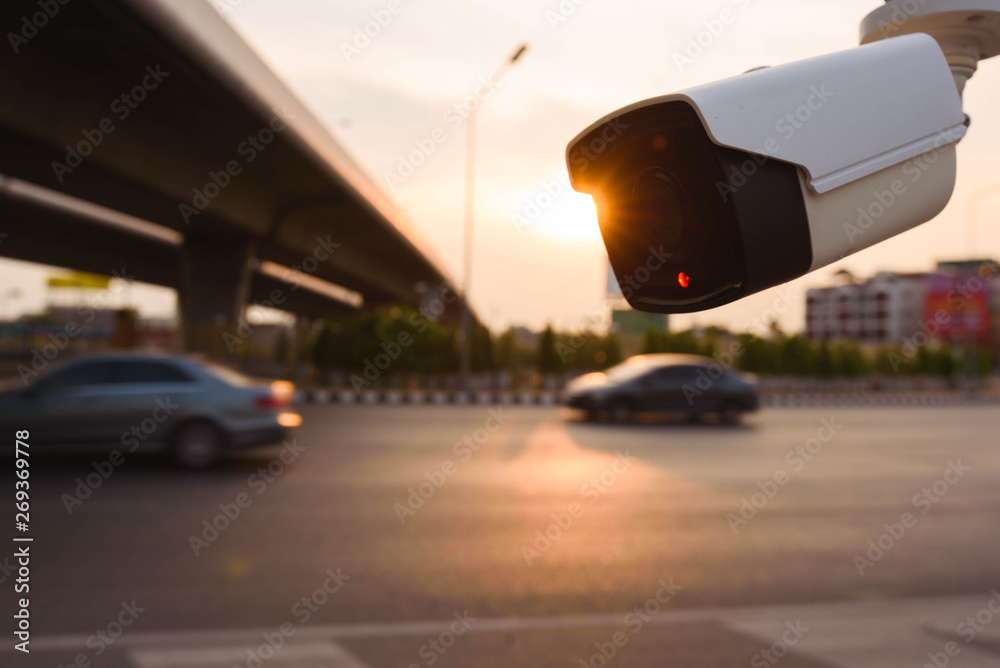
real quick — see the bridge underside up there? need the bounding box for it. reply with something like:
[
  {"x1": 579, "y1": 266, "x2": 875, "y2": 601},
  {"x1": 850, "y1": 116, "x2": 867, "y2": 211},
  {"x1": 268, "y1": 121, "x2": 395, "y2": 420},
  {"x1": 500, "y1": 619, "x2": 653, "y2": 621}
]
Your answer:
[{"x1": 0, "y1": 0, "x2": 462, "y2": 350}]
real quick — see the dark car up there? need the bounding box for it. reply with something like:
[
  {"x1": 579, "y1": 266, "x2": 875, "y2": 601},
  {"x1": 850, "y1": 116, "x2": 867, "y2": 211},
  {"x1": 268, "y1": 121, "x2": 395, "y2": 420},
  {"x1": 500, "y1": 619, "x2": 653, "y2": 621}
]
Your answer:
[
  {"x1": 0, "y1": 352, "x2": 300, "y2": 468},
  {"x1": 565, "y1": 354, "x2": 759, "y2": 423}
]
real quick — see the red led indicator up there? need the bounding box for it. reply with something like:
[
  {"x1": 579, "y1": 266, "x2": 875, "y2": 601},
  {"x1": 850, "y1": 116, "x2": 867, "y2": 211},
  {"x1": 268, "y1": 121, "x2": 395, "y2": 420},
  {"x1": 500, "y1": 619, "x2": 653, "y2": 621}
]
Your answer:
[{"x1": 678, "y1": 272, "x2": 690, "y2": 288}]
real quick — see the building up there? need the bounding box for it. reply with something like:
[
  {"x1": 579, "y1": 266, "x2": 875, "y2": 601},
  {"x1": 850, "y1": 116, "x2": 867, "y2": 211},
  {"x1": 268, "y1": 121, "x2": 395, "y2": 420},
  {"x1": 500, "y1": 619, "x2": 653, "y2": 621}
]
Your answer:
[
  {"x1": 804, "y1": 261, "x2": 1000, "y2": 349},
  {"x1": 805, "y1": 272, "x2": 929, "y2": 344}
]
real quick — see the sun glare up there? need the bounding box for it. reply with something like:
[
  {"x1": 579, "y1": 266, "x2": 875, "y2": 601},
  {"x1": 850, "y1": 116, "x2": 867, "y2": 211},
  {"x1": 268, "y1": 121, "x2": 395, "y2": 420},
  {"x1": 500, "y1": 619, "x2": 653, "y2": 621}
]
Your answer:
[{"x1": 533, "y1": 191, "x2": 603, "y2": 242}]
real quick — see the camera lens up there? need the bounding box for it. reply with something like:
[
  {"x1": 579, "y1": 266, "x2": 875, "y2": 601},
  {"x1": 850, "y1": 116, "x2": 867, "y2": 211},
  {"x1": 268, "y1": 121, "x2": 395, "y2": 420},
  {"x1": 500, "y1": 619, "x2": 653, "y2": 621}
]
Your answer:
[{"x1": 632, "y1": 168, "x2": 688, "y2": 260}]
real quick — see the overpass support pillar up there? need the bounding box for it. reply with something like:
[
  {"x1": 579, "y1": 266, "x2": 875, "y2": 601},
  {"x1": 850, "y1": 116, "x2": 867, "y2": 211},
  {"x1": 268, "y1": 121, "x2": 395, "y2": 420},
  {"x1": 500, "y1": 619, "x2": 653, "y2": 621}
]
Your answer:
[{"x1": 179, "y1": 233, "x2": 256, "y2": 355}]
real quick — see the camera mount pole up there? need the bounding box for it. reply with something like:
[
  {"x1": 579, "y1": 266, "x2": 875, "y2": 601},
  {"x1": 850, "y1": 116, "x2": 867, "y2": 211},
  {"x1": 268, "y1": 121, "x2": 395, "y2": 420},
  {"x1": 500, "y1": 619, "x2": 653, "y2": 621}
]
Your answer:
[{"x1": 860, "y1": 0, "x2": 1000, "y2": 97}]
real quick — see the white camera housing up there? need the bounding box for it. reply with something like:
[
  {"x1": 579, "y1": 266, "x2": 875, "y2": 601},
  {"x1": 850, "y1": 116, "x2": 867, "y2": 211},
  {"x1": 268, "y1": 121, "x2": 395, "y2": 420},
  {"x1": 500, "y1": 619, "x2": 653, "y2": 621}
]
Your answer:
[{"x1": 567, "y1": 33, "x2": 967, "y2": 313}]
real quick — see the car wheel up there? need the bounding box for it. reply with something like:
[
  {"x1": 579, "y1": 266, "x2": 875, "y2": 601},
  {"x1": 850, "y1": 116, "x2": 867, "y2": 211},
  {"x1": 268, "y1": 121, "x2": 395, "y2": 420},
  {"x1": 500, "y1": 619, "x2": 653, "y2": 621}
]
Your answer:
[
  {"x1": 609, "y1": 400, "x2": 634, "y2": 424},
  {"x1": 720, "y1": 402, "x2": 741, "y2": 425},
  {"x1": 170, "y1": 421, "x2": 224, "y2": 469}
]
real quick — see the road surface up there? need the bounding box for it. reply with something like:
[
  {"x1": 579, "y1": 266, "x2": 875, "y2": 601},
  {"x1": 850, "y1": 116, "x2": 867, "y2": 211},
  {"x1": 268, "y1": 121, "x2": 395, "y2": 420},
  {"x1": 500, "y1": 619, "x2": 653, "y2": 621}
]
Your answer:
[{"x1": 4, "y1": 405, "x2": 1000, "y2": 667}]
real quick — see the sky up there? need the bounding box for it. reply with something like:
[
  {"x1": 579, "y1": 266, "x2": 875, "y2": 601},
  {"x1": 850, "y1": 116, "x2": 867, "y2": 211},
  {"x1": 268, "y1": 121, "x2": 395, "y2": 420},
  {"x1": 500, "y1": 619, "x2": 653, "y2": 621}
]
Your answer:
[{"x1": 3, "y1": 0, "x2": 999, "y2": 334}]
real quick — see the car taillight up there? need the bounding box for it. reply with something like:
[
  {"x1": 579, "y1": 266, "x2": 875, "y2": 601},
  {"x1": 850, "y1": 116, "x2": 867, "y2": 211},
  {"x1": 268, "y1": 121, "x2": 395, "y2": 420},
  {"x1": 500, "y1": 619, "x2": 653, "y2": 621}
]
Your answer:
[{"x1": 254, "y1": 395, "x2": 285, "y2": 409}]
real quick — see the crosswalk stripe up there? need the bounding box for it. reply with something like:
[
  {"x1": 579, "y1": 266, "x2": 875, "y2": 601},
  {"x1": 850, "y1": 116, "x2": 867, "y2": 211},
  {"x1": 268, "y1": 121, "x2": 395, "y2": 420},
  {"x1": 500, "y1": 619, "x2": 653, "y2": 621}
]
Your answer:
[
  {"x1": 14, "y1": 594, "x2": 998, "y2": 655},
  {"x1": 129, "y1": 641, "x2": 372, "y2": 668}
]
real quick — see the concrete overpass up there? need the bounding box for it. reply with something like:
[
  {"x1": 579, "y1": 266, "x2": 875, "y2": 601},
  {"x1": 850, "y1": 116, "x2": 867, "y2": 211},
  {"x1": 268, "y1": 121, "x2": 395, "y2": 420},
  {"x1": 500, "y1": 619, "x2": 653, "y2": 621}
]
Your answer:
[{"x1": 0, "y1": 0, "x2": 461, "y2": 348}]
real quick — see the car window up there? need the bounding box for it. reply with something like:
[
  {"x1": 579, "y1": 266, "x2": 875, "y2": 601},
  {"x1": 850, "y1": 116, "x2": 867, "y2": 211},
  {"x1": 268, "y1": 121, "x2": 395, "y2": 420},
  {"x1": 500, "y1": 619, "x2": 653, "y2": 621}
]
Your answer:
[
  {"x1": 109, "y1": 361, "x2": 194, "y2": 383},
  {"x1": 676, "y1": 366, "x2": 704, "y2": 381},
  {"x1": 650, "y1": 366, "x2": 698, "y2": 382},
  {"x1": 202, "y1": 363, "x2": 252, "y2": 387},
  {"x1": 606, "y1": 360, "x2": 655, "y2": 383},
  {"x1": 38, "y1": 361, "x2": 113, "y2": 390}
]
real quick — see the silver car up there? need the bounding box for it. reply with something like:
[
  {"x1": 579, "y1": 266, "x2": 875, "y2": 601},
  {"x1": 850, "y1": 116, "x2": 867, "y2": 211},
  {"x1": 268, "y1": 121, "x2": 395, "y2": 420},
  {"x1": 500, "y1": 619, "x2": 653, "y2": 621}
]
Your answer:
[{"x1": 0, "y1": 352, "x2": 300, "y2": 468}]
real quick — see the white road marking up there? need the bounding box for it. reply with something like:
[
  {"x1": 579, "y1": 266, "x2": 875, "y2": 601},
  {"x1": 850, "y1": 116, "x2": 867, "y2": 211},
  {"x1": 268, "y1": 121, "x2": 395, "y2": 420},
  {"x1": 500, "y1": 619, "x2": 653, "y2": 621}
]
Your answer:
[
  {"x1": 726, "y1": 596, "x2": 1000, "y2": 668},
  {"x1": 13, "y1": 594, "x2": 1000, "y2": 668},
  {"x1": 129, "y1": 641, "x2": 371, "y2": 668}
]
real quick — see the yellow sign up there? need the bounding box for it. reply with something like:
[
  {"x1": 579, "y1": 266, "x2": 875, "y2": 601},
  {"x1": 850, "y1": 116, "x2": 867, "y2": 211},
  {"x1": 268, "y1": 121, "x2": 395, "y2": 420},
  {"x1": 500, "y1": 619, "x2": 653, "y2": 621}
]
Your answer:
[{"x1": 47, "y1": 272, "x2": 111, "y2": 290}]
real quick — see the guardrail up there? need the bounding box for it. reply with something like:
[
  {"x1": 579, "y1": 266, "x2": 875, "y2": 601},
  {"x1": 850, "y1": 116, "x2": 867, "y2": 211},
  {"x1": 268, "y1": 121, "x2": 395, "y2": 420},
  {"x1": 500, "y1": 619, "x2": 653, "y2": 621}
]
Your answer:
[{"x1": 291, "y1": 389, "x2": 1000, "y2": 408}]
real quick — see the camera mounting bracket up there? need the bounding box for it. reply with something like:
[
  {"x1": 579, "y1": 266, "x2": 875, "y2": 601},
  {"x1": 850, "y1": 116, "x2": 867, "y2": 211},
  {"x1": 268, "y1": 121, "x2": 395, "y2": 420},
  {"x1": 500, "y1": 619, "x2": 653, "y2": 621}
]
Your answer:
[{"x1": 861, "y1": 0, "x2": 1000, "y2": 97}]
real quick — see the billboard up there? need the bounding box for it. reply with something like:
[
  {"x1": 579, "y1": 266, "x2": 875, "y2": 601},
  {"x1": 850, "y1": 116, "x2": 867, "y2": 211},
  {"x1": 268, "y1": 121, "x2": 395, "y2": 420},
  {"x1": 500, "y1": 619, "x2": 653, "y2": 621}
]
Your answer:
[{"x1": 923, "y1": 273, "x2": 992, "y2": 345}]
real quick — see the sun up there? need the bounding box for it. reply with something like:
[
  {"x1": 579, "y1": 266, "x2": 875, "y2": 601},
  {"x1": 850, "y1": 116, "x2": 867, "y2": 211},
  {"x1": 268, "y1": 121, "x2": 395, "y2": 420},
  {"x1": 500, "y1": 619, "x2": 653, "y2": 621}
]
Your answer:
[{"x1": 533, "y1": 191, "x2": 603, "y2": 242}]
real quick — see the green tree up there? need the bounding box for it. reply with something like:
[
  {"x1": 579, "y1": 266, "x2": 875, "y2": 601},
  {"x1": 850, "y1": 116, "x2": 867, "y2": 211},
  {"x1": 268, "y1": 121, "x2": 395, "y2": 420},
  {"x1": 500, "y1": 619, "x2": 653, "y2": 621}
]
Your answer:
[
  {"x1": 409, "y1": 315, "x2": 458, "y2": 374},
  {"x1": 537, "y1": 325, "x2": 562, "y2": 374},
  {"x1": 736, "y1": 334, "x2": 781, "y2": 374},
  {"x1": 815, "y1": 341, "x2": 835, "y2": 378},
  {"x1": 600, "y1": 333, "x2": 623, "y2": 368},
  {"x1": 976, "y1": 348, "x2": 995, "y2": 376},
  {"x1": 699, "y1": 330, "x2": 718, "y2": 358},
  {"x1": 471, "y1": 324, "x2": 495, "y2": 373},
  {"x1": 311, "y1": 322, "x2": 339, "y2": 371},
  {"x1": 664, "y1": 330, "x2": 699, "y2": 354},
  {"x1": 639, "y1": 328, "x2": 664, "y2": 354},
  {"x1": 495, "y1": 328, "x2": 518, "y2": 371},
  {"x1": 937, "y1": 345, "x2": 957, "y2": 377},
  {"x1": 875, "y1": 346, "x2": 905, "y2": 375},
  {"x1": 274, "y1": 329, "x2": 291, "y2": 367},
  {"x1": 834, "y1": 342, "x2": 870, "y2": 377},
  {"x1": 781, "y1": 335, "x2": 815, "y2": 376}
]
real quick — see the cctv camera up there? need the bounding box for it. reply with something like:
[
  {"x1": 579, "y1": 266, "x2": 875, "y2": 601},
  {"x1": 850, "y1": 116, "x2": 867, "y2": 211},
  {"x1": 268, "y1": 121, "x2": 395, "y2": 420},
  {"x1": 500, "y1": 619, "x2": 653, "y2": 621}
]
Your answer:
[{"x1": 566, "y1": 33, "x2": 966, "y2": 314}]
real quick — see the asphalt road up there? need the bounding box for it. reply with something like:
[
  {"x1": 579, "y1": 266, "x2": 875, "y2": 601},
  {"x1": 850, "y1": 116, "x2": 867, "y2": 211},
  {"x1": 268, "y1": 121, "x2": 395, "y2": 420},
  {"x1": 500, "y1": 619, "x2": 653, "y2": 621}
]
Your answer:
[{"x1": 4, "y1": 405, "x2": 1000, "y2": 667}]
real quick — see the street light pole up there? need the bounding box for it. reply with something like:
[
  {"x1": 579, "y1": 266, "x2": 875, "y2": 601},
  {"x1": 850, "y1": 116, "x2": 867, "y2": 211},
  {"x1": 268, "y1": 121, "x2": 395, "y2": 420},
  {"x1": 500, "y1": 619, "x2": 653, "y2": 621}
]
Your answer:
[{"x1": 460, "y1": 43, "x2": 528, "y2": 391}]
